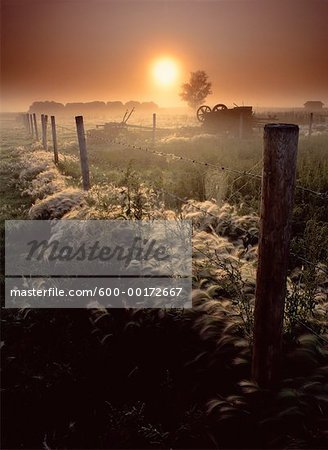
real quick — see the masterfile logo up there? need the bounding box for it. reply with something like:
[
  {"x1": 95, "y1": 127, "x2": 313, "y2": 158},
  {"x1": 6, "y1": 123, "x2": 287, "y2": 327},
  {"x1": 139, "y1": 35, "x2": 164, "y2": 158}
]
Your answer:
[{"x1": 5, "y1": 219, "x2": 192, "y2": 308}]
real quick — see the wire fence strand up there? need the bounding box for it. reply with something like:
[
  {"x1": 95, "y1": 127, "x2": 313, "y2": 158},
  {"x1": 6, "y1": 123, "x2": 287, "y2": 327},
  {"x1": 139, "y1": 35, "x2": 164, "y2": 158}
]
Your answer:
[
  {"x1": 30, "y1": 115, "x2": 328, "y2": 200},
  {"x1": 83, "y1": 134, "x2": 328, "y2": 199},
  {"x1": 27, "y1": 116, "x2": 328, "y2": 344}
]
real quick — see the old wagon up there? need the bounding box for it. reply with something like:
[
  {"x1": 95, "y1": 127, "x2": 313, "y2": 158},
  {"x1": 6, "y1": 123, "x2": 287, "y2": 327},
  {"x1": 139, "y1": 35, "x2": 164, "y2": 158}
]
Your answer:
[{"x1": 197, "y1": 103, "x2": 254, "y2": 135}]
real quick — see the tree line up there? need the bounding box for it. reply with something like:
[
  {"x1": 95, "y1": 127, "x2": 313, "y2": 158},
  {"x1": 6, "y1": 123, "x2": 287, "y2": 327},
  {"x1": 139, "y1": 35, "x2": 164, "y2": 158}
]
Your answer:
[{"x1": 28, "y1": 100, "x2": 159, "y2": 116}]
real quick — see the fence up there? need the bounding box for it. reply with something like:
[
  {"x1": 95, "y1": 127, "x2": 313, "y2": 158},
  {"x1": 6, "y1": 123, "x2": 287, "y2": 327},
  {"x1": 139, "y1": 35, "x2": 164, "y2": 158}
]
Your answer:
[{"x1": 20, "y1": 111, "x2": 328, "y2": 388}]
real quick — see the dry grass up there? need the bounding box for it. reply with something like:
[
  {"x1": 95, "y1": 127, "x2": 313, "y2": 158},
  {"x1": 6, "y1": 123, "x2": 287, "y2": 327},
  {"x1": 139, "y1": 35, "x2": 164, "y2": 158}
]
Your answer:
[{"x1": 29, "y1": 188, "x2": 85, "y2": 219}]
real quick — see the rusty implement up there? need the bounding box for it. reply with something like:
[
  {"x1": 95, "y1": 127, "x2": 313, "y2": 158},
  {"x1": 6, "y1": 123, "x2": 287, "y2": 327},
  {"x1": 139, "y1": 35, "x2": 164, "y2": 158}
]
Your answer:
[
  {"x1": 86, "y1": 109, "x2": 135, "y2": 142},
  {"x1": 197, "y1": 103, "x2": 254, "y2": 135}
]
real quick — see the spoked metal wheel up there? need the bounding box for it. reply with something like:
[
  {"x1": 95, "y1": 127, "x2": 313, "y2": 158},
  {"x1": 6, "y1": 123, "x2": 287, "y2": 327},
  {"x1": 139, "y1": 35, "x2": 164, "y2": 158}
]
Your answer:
[
  {"x1": 197, "y1": 105, "x2": 211, "y2": 122},
  {"x1": 212, "y1": 103, "x2": 228, "y2": 112}
]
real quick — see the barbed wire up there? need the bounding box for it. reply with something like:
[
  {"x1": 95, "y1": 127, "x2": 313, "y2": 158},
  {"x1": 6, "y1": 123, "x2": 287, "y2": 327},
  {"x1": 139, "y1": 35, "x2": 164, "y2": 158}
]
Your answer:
[
  {"x1": 148, "y1": 184, "x2": 328, "y2": 348},
  {"x1": 294, "y1": 318, "x2": 328, "y2": 345},
  {"x1": 56, "y1": 124, "x2": 76, "y2": 132},
  {"x1": 294, "y1": 185, "x2": 328, "y2": 198},
  {"x1": 84, "y1": 133, "x2": 264, "y2": 179},
  {"x1": 194, "y1": 241, "x2": 328, "y2": 344},
  {"x1": 226, "y1": 159, "x2": 263, "y2": 203},
  {"x1": 95, "y1": 161, "x2": 328, "y2": 341},
  {"x1": 83, "y1": 133, "x2": 328, "y2": 199},
  {"x1": 144, "y1": 182, "x2": 328, "y2": 277},
  {"x1": 27, "y1": 123, "x2": 328, "y2": 344},
  {"x1": 290, "y1": 253, "x2": 328, "y2": 276},
  {"x1": 29, "y1": 119, "x2": 328, "y2": 200}
]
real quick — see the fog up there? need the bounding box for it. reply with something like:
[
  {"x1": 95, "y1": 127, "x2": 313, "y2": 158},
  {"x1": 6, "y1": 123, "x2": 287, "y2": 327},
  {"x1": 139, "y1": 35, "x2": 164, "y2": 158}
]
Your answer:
[{"x1": 1, "y1": 0, "x2": 328, "y2": 112}]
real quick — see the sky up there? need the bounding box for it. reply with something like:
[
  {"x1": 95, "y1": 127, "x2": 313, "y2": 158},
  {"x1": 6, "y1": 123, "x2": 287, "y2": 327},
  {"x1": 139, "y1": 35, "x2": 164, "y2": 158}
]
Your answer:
[{"x1": 1, "y1": 0, "x2": 328, "y2": 111}]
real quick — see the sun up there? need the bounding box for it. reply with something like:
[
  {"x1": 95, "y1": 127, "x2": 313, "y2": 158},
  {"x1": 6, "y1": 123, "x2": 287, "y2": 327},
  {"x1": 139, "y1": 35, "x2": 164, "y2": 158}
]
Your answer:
[{"x1": 152, "y1": 58, "x2": 179, "y2": 86}]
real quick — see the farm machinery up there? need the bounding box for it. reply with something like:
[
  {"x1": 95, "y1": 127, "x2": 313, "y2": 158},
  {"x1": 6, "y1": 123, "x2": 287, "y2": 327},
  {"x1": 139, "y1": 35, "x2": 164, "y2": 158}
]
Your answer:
[
  {"x1": 86, "y1": 108, "x2": 135, "y2": 143},
  {"x1": 197, "y1": 103, "x2": 254, "y2": 135}
]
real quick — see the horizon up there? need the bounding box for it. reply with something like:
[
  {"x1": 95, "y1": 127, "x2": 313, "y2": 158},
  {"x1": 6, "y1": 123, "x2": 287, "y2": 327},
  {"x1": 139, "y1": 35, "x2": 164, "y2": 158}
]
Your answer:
[{"x1": 2, "y1": 102, "x2": 326, "y2": 115}]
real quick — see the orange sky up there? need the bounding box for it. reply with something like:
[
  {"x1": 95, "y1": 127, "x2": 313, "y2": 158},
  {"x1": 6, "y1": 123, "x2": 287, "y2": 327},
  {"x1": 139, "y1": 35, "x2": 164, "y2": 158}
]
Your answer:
[{"x1": 1, "y1": 0, "x2": 328, "y2": 111}]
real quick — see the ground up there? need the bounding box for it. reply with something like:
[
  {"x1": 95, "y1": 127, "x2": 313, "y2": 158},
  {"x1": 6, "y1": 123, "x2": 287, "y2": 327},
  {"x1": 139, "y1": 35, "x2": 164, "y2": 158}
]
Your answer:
[{"x1": 1, "y1": 114, "x2": 328, "y2": 449}]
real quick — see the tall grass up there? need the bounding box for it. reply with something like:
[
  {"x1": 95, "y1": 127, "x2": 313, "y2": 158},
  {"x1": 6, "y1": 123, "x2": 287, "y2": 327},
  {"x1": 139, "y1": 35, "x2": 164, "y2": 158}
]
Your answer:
[{"x1": 1, "y1": 119, "x2": 327, "y2": 450}]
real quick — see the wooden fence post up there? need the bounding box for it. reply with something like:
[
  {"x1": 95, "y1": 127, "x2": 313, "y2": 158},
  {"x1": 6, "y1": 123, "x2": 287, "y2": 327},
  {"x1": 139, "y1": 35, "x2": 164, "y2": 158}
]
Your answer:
[
  {"x1": 252, "y1": 123, "x2": 299, "y2": 388},
  {"x1": 44, "y1": 115, "x2": 48, "y2": 149},
  {"x1": 152, "y1": 113, "x2": 156, "y2": 146},
  {"x1": 41, "y1": 114, "x2": 48, "y2": 149},
  {"x1": 51, "y1": 115, "x2": 59, "y2": 164},
  {"x1": 41, "y1": 114, "x2": 45, "y2": 147},
  {"x1": 75, "y1": 116, "x2": 90, "y2": 190},
  {"x1": 309, "y1": 112, "x2": 313, "y2": 137},
  {"x1": 33, "y1": 113, "x2": 39, "y2": 140},
  {"x1": 26, "y1": 113, "x2": 31, "y2": 133},
  {"x1": 29, "y1": 114, "x2": 34, "y2": 138}
]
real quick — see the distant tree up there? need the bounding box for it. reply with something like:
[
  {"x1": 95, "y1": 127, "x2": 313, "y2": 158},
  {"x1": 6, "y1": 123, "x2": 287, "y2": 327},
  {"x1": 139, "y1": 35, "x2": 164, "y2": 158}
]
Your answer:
[
  {"x1": 86, "y1": 101, "x2": 106, "y2": 110},
  {"x1": 180, "y1": 70, "x2": 212, "y2": 109},
  {"x1": 125, "y1": 101, "x2": 141, "y2": 109},
  {"x1": 28, "y1": 101, "x2": 65, "y2": 114},
  {"x1": 141, "y1": 101, "x2": 159, "y2": 111},
  {"x1": 107, "y1": 101, "x2": 125, "y2": 111}
]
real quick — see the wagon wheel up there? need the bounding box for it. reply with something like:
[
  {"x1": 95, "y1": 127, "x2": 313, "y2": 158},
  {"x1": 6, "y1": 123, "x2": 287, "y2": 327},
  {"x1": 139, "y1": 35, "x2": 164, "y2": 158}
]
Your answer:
[
  {"x1": 197, "y1": 105, "x2": 211, "y2": 122},
  {"x1": 213, "y1": 104, "x2": 228, "y2": 112}
]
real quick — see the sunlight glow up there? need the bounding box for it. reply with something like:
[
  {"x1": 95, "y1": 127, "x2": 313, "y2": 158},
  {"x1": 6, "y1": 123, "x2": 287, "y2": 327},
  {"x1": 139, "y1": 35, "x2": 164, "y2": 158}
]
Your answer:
[{"x1": 152, "y1": 58, "x2": 179, "y2": 86}]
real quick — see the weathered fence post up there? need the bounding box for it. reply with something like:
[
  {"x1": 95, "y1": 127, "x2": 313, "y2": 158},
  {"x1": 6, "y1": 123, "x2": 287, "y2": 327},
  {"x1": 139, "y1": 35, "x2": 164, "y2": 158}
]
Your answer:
[
  {"x1": 29, "y1": 114, "x2": 34, "y2": 138},
  {"x1": 44, "y1": 115, "x2": 48, "y2": 149},
  {"x1": 152, "y1": 113, "x2": 156, "y2": 145},
  {"x1": 41, "y1": 114, "x2": 47, "y2": 149},
  {"x1": 75, "y1": 116, "x2": 90, "y2": 190},
  {"x1": 309, "y1": 112, "x2": 313, "y2": 137},
  {"x1": 33, "y1": 113, "x2": 39, "y2": 140},
  {"x1": 41, "y1": 115, "x2": 44, "y2": 145},
  {"x1": 252, "y1": 123, "x2": 299, "y2": 388},
  {"x1": 26, "y1": 113, "x2": 31, "y2": 133},
  {"x1": 51, "y1": 115, "x2": 59, "y2": 164}
]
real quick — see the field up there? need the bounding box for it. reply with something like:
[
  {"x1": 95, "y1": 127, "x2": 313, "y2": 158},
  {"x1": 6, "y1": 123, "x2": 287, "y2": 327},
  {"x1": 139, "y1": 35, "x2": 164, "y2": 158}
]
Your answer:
[{"x1": 1, "y1": 112, "x2": 328, "y2": 449}]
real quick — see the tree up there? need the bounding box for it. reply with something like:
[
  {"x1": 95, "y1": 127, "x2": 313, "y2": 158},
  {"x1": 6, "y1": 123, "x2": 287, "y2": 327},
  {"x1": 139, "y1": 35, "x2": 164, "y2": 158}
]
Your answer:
[{"x1": 180, "y1": 70, "x2": 212, "y2": 109}]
